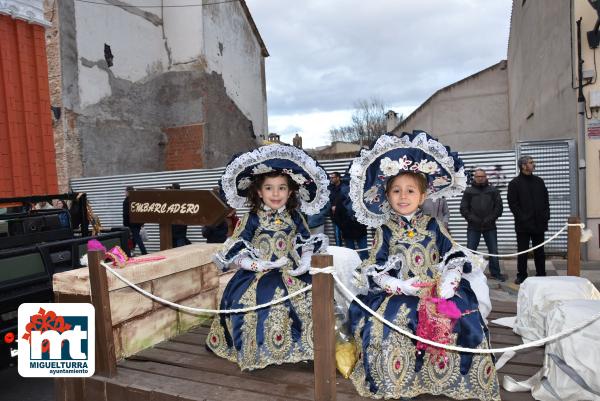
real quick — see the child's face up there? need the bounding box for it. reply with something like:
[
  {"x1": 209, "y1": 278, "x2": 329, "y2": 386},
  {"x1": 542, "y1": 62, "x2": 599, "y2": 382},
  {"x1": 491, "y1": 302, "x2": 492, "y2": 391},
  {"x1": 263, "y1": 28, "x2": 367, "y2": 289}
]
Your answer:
[
  {"x1": 386, "y1": 174, "x2": 426, "y2": 216},
  {"x1": 258, "y1": 175, "x2": 291, "y2": 210}
]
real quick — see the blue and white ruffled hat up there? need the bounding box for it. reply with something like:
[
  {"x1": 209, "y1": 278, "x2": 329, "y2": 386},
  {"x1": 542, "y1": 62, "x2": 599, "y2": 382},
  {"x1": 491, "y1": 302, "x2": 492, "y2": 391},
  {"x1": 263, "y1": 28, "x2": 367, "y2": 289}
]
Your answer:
[
  {"x1": 349, "y1": 131, "x2": 467, "y2": 228},
  {"x1": 219, "y1": 144, "x2": 330, "y2": 215}
]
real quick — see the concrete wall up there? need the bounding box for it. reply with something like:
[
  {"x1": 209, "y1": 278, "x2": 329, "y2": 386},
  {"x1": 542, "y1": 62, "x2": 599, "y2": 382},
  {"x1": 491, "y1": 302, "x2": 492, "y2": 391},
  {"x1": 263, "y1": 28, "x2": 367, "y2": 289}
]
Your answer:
[
  {"x1": 507, "y1": 0, "x2": 577, "y2": 144},
  {"x1": 574, "y1": 0, "x2": 600, "y2": 260},
  {"x1": 48, "y1": 0, "x2": 265, "y2": 178},
  {"x1": 203, "y1": 1, "x2": 268, "y2": 164},
  {"x1": 392, "y1": 61, "x2": 510, "y2": 152}
]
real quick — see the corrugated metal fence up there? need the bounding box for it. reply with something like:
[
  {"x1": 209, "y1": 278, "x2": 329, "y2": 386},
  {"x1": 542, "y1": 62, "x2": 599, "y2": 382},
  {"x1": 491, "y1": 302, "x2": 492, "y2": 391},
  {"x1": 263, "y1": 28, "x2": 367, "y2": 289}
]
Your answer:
[{"x1": 71, "y1": 140, "x2": 576, "y2": 255}]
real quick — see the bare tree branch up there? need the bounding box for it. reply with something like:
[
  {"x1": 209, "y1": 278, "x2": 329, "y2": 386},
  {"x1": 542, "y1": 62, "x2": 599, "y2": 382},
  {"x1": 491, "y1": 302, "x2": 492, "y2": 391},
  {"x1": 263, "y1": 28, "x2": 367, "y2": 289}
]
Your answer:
[{"x1": 329, "y1": 97, "x2": 403, "y2": 146}]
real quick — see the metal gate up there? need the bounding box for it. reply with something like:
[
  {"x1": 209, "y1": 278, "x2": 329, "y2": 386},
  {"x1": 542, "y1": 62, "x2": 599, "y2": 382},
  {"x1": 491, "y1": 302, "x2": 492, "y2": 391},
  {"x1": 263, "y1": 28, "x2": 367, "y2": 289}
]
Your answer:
[{"x1": 71, "y1": 140, "x2": 576, "y2": 255}]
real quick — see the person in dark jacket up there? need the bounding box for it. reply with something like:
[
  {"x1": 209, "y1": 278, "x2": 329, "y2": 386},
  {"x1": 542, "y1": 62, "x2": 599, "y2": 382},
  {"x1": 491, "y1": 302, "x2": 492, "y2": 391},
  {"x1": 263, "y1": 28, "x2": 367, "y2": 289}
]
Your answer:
[
  {"x1": 306, "y1": 200, "x2": 331, "y2": 235},
  {"x1": 170, "y1": 183, "x2": 191, "y2": 247},
  {"x1": 507, "y1": 156, "x2": 550, "y2": 284},
  {"x1": 333, "y1": 179, "x2": 368, "y2": 260},
  {"x1": 202, "y1": 220, "x2": 228, "y2": 243},
  {"x1": 460, "y1": 168, "x2": 506, "y2": 281},
  {"x1": 122, "y1": 186, "x2": 148, "y2": 255},
  {"x1": 328, "y1": 172, "x2": 344, "y2": 246}
]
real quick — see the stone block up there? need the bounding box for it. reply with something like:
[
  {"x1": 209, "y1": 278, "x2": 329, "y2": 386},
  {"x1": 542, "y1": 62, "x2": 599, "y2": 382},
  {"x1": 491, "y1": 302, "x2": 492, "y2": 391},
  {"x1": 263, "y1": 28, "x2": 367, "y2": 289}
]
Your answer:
[
  {"x1": 178, "y1": 289, "x2": 218, "y2": 332},
  {"x1": 202, "y1": 263, "x2": 219, "y2": 290},
  {"x1": 109, "y1": 282, "x2": 153, "y2": 325},
  {"x1": 152, "y1": 268, "x2": 202, "y2": 304},
  {"x1": 112, "y1": 326, "x2": 123, "y2": 361},
  {"x1": 117, "y1": 306, "x2": 178, "y2": 358},
  {"x1": 217, "y1": 270, "x2": 235, "y2": 302}
]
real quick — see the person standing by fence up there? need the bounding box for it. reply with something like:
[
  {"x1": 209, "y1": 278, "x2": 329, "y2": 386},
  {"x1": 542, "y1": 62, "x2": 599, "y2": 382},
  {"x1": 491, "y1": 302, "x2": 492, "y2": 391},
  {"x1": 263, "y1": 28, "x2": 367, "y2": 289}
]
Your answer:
[
  {"x1": 460, "y1": 168, "x2": 506, "y2": 281},
  {"x1": 507, "y1": 155, "x2": 550, "y2": 285}
]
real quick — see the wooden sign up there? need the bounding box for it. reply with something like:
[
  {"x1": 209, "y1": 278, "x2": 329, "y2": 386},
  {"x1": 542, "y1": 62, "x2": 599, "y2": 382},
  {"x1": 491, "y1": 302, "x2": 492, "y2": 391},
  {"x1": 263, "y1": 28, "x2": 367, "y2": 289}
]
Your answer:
[{"x1": 128, "y1": 189, "x2": 228, "y2": 226}]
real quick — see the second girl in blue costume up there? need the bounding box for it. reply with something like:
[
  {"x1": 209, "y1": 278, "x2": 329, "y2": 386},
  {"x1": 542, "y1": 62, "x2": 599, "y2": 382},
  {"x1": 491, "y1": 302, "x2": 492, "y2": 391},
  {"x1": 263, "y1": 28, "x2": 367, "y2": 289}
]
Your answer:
[{"x1": 346, "y1": 132, "x2": 500, "y2": 400}]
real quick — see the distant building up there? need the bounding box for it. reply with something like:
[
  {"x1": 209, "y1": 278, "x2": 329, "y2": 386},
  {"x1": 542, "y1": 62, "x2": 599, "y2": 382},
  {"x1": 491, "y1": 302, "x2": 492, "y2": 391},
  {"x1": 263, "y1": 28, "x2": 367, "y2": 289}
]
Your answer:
[
  {"x1": 264, "y1": 133, "x2": 289, "y2": 145},
  {"x1": 307, "y1": 141, "x2": 362, "y2": 160},
  {"x1": 390, "y1": 60, "x2": 510, "y2": 151}
]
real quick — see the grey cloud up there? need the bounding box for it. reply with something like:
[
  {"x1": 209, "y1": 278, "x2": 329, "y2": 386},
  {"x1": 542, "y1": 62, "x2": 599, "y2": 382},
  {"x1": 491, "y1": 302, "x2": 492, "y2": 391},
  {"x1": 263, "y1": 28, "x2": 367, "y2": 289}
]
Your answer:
[{"x1": 246, "y1": 0, "x2": 512, "y2": 115}]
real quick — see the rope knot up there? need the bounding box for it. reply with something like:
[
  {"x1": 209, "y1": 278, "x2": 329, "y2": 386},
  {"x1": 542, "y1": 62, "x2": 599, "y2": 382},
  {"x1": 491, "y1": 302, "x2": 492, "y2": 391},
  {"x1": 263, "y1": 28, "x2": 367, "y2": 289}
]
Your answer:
[{"x1": 309, "y1": 266, "x2": 336, "y2": 275}]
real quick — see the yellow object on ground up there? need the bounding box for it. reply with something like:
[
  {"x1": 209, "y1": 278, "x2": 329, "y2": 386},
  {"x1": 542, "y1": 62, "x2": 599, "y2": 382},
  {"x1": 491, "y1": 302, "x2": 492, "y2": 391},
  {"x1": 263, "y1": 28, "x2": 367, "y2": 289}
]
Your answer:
[{"x1": 335, "y1": 340, "x2": 357, "y2": 379}]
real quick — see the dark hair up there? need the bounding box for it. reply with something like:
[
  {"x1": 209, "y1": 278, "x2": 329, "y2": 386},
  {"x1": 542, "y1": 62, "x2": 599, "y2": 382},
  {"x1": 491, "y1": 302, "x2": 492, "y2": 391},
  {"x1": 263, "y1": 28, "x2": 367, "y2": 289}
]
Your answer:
[
  {"x1": 330, "y1": 171, "x2": 341, "y2": 178},
  {"x1": 517, "y1": 155, "x2": 533, "y2": 172},
  {"x1": 246, "y1": 172, "x2": 300, "y2": 212},
  {"x1": 385, "y1": 172, "x2": 427, "y2": 194},
  {"x1": 171, "y1": 183, "x2": 181, "y2": 190},
  {"x1": 126, "y1": 185, "x2": 134, "y2": 191}
]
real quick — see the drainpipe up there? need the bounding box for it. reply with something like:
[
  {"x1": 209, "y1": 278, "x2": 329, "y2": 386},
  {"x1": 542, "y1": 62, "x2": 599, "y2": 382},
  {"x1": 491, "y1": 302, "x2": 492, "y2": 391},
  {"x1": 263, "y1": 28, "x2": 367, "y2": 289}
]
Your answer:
[{"x1": 576, "y1": 18, "x2": 588, "y2": 260}]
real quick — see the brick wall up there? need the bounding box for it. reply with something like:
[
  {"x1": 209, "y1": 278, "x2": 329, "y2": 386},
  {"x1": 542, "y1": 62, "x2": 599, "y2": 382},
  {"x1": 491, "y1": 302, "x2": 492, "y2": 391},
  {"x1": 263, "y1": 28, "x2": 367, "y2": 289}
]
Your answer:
[
  {"x1": 0, "y1": 14, "x2": 58, "y2": 197},
  {"x1": 164, "y1": 124, "x2": 204, "y2": 170}
]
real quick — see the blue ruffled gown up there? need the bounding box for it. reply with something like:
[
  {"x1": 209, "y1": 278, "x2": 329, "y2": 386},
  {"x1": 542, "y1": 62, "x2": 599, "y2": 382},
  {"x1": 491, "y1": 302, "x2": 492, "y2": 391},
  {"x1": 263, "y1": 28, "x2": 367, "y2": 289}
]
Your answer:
[
  {"x1": 348, "y1": 212, "x2": 500, "y2": 400},
  {"x1": 206, "y1": 208, "x2": 321, "y2": 370}
]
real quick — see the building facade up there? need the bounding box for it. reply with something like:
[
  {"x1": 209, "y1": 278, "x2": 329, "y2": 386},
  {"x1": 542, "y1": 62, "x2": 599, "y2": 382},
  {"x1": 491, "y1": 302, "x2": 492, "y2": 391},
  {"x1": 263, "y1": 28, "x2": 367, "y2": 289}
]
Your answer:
[
  {"x1": 390, "y1": 60, "x2": 510, "y2": 152},
  {"x1": 0, "y1": 1, "x2": 57, "y2": 197},
  {"x1": 45, "y1": 0, "x2": 268, "y2": 188},
  {"x1": 389, "y1": 1, "x2": 600, "y2": 260}
]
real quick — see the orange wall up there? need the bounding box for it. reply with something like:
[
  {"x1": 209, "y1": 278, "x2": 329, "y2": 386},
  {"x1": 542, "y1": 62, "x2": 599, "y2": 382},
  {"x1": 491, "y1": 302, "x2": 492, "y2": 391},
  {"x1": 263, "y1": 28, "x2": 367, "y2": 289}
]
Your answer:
[{"x1": 0, "y1": 14, "x2": 58, "y2": 198}]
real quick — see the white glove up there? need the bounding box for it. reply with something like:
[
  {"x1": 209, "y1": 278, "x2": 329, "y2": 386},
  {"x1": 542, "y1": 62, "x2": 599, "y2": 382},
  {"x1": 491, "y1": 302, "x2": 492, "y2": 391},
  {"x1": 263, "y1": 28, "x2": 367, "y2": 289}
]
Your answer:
[
  {"x1": 235, "y1": 255, "x2": 289, "y2": 272},
  {"x1": 439, "y1": 268, "x2": 461, "y2": 299},
  {"x1": 288, "y1": 250, "x2": 312, "y2": 276},
  {"x1": 373, "y1": 274, "x2": 419, "y2": 296}
]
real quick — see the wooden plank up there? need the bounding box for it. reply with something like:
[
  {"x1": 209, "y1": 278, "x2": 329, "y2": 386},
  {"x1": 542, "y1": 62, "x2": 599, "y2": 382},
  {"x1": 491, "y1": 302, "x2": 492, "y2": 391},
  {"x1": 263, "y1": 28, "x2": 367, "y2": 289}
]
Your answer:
[
  {"x1": 128, "y1": 345, "x2": 360, "y2": 395},
  {"x1": 88, "y1": 249, "x2": 117, "y2": 377},
  {"x1": 489, "y1": 333, "x2": 526, "y2": 346},
  {"x1": 567, "y1": 216, "x2": 581, "y2": 276},
  {"x1": 102, "y1": 366, "x2": 297, "y2": 401},
  {"x1": 497, "y1": 362, "x2": 540, "y2": 377},
  {"x1": 120, "y1": 359, "x2": 316, "y2": 400},
  {"x1": 83, "y1": 377, "x2": 107, "y2": 401},
  {"x1": 312, "y1": 254, "x2": 336, "y2": 401},
  {"x1": 159, "y1": 223, "x2": 173, "y2": 251}
]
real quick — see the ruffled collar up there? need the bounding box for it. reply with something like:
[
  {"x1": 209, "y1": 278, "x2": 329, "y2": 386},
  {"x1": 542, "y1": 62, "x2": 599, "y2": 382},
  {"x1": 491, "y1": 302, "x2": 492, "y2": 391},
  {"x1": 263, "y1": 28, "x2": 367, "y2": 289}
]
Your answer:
[
  {"x1": 389, "y1": 209, "x2": 423, "y2": 227},
  {"x1": 261, "y1": 204, "x2": 287, "y2": 215}
]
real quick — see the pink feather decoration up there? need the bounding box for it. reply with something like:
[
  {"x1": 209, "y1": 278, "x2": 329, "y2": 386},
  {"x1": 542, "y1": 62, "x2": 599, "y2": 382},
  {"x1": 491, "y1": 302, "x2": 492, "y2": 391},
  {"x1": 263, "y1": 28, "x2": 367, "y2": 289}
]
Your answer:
[
  {"x1": 431, "y1": 298, "x2": 461, "y2": 319},
  {"x1": 87, "y1": 239, "x2": 106, "y2": 252}
]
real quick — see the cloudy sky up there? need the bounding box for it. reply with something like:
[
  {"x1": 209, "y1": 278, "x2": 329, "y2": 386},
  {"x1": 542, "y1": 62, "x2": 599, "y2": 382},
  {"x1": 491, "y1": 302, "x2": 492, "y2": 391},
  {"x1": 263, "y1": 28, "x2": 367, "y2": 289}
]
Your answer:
[{"x1": 244, "y1": 0, "x2": 513, "y2": 149}]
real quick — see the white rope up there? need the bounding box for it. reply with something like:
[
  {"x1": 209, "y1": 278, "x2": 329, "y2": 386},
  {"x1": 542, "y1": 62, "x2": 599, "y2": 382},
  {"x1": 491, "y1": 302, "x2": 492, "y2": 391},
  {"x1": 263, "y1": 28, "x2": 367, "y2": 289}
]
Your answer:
[
  {"x1": 455, "y1": 223, "x2": 585, "y2": 258},
  {"x1": 331, "y1": 273, "x2": 600, "y2": 354},
  {"x1": 351, "y1": 222, "x2": 584, "y2": 258},
  {"x1": 100, "y1": 261, "x2": 312, "y2": 315},
  {"x1": 100, "y1": 254, "x2": 600, "y2": 355}
]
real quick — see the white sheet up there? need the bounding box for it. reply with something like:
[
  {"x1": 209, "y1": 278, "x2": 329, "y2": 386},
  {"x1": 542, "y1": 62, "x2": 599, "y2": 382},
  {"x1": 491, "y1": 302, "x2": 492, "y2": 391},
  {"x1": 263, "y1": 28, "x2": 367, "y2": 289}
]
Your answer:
[
  {"x1": 529, "y1": 299, "x2": 600, "y2": 401},
  {"x1": 514, "y1": 276, "x2": 600, "y2": 342}
]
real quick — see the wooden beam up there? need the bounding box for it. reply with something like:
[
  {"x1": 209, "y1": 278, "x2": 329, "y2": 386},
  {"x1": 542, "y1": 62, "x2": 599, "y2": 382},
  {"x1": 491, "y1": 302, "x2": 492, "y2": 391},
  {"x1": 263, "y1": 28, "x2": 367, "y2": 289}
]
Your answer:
[
  {"x1": 567, "y1": 216, "x2": 581, "y2": 276},
  {"x1": 88, "y1": 250, "x2": 117, "y2": 377},
  {"x1": 160, "y1": 223, "x2": 173, "y2": 251},
  {"x1": 311, "y1": 254, "x2": 335, "y2": 401}
]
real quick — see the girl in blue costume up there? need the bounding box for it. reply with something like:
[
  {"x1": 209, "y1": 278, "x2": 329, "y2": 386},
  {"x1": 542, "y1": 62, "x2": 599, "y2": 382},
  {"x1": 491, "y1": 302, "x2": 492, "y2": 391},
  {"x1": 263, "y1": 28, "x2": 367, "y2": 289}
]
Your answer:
[
  {"x1": 206, "y1": 144, "x2": 329, "y2": 370},
  {"x1": 346, "y1": 132, "x2": 500, "y2": 400}
]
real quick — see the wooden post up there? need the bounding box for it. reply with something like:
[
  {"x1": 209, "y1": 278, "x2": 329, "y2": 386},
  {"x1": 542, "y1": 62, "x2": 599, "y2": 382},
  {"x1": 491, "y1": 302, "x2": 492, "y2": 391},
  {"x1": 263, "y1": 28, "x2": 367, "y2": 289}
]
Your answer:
[
  {"x1": 311, "y1": 254, "x2": 336, "y2": 401},
  {"x1": 159, "y1": 223, "x2": 173, "y2": 251},
  {"x1": 87, "y1": 250, "x2": 117, "y2": 377},
  {"x1": 567, "y1": 216, "x2": 581, "y2": 276}
]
